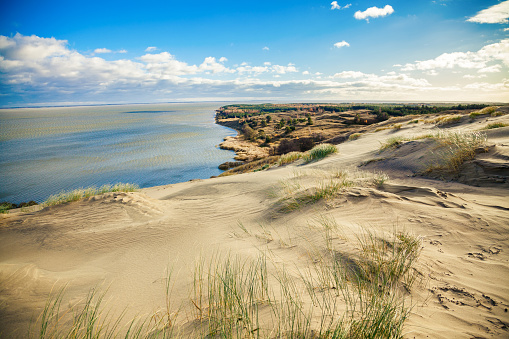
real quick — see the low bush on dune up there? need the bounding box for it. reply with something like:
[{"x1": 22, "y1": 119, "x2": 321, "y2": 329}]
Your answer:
[{"x1": 43, "y1": 183, "x2": 139, "y2": 206}]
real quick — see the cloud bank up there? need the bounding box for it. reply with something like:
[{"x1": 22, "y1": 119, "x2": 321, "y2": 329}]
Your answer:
[
  {"x1": 0, "y1": 34, "x2": 507, "y2": 105},
  {"x1": 467, "y1": 0, "x2": 509, "y2": 24}
]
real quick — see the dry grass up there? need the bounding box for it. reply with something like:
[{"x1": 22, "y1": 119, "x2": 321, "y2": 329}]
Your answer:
[
  {"x1": 425, "y1": 115, "x2": 462, "y2": 126},
  {"x1": 348, "y1": 133, "x2": 361, "y2": 141},
  {"x1": 278, "y1": 151, "x2": 304, "y2": 165},
  {"x1": 422, "y1": 130, "x2": 487, "y2": 175},
  {"x1": 43, "y1": 183, "x2": 139, "y2": 207},
  {"x1": 219, "y1": 156, "x2": 280, "y2": 176},
  {"x1": 483, "y1": 122, "x2": 508, "y2": 130},
  {"x1": 379, "y1": 137, "x2": 405, "y2": 151},
  {"x1": 274, "y1": 170, "x2": 389, "y2": 212}
]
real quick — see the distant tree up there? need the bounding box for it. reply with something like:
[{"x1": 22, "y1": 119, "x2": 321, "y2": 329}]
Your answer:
[
  {"x1": 242, "y1": 123, "x2": 256, "y2": 140},
  {"x1": 266, "y1": 115, "x2": 272, "y2": 123},
  {"x1": 307, "y1": 116, "x2": 313, "y2": 125}
]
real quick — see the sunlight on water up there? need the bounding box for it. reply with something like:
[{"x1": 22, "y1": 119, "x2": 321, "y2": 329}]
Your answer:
[{"x1": 0, "y1": 103, "x2": 237, "y2": 203}]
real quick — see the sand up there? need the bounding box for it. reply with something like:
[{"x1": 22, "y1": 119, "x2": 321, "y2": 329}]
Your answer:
[{"x1": 1, "y1": 113, "x2": 508, "y2": 338}]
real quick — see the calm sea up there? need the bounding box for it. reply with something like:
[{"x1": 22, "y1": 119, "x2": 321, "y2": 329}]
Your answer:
[{"x1": 0, "y1": 103, "x2": 237, "y2": 203}]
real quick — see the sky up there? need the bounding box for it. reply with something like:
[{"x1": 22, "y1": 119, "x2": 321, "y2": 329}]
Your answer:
[{"x1": 0, "y1": 0, "x2": 508, "y2": 107}]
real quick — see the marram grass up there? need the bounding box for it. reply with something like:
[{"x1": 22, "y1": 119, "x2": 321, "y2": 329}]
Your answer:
[
  {"x1": 43, "y1": 183, "x2": 139, "y2": 206},
  {"x1": 36, "y1": 221, "x2": 420, "y2": 339},
  {"x1": 302, "y1": 143, "x2": 338, "y2": 163}
]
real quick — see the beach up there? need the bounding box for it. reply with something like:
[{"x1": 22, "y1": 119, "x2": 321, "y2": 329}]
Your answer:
[{"x1": 0, "y1": 108, "x2": 508, "y2": 338}]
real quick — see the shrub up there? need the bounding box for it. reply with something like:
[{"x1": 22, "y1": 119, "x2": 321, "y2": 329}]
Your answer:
[
  {"x1": 242, "y1": 123, "x2": 256, "y2": 140},
  {"x1": 277, "y1": 137, "x2": 315, "y2": 154}
]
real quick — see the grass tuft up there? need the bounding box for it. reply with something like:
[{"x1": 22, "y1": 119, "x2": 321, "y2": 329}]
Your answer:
[
  {"x1": 348, "y1": 133, "x2": 361, "y2": 141},
  {"x1": 278, "y1": 151, "x2": 304, "y2": 166},
  {"x1": 422, "y1": 130, "x2": 487, "y2": 175},
  {"x1": 302, "y1": 144, "x2": 338, "y2": 163},
  {"x1": 483, "y1": 122, "x2": 508, "y2": 130},
  {"x1": 379, "y1": 137, "x2": 404, "y2": 151},
  {"x1": 43, "y1": 183, "x2": 139, "y2": 207}
]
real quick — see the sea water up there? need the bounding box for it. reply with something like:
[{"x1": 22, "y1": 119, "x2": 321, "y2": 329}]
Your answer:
[{"x1": 0, "y1": 103, "x2": 238, "y2": 203}]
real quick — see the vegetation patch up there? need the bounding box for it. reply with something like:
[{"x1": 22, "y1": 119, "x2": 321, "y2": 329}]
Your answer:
[
  {"x1": 425, "y1": 115, "x2": 463, "y2": 126},
  {"x1": 348, "y1": 133, "x2": 361, "y2": 141},
  {"x1": 43, "y1": 183, "x2": 139, "y2": 207},
  {"x1": 302, "y1": 144, "x2": 338, "y2": 163},
  {"x1": 219, "y1": 156, "x2": 281, "y2": 176},
  {"x1": 277, "y1": 151, "x2": 304, "y2": 166},
  {"x1": 483, "y1": 122, "x2": 508, "y2": 130},
  {"x1": 274, "y1": 170, "x2": 389, "y2": 212},
  {"x1": 36, "y1": 219, "x2": 420, "y2": 339},
  {"x1": 379, "y1": 137, "x2": 405, "y2": 151},
  {"x1": 422, "y1": 130, "x2": 488, "y2": 175}
]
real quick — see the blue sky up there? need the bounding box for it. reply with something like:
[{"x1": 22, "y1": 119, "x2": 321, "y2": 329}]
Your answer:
[{"x1": 0, "y1": 0, "x2": 508, "y2": 106}]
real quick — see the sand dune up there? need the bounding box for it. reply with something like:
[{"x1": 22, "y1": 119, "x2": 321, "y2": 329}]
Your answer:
[{"x1": 1, "y1": 114, "x2": 508, "y2": 338}]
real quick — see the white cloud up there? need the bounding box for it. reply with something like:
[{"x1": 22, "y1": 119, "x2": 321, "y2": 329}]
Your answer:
[
  {"x1": 334, "y1": 40, "x2": 350, "y2": 48},
  {"x1": 145, "y1": 46, "x2": 157, "y2": 52},
  {"x1": 302, "y1": 71, "x2": 310, "y2": 75},
  {"x1": 333, "y1": 71, "x2": 367, "y2": 78},
  {"x1": 263, "y1": 46, "x2": 270, "y2": 51},
  {"x1": 467, "y1": 0, "x2": 509, "y2": 24},
  {"x1": 401, "y1": 39, "x2": 509, "y2": 71},
  {"x1": 463, "y1": 74, "x2": 487, "y2": 79},
  {"x1": 94, "y1": 48, "x2": 112, "y2": 54},
  {"x1": 118, "y1": 49, "x2": 127, "y2": 54},
  {"x1": 464, "y1": 80, "x2": 509, "y2": 91},
  {"x1": 272, "y1": 63, "x2": 298, "y2": 74},
  {"x1": 478, "y1": 64, "x2": 502, "y2": 73},
  {"x1": 331, "y1": 1, "x2": 351, "y2": 10},
  {"x1": 354, "y1": 5, "x2": 394, "y2": 21},
  {"x1": 199, "y1": 56, "x2": 234, "y2": 74}
]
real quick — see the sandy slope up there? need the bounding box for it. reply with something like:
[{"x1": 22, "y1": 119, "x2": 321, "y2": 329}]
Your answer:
[{"x1": 1, "y1": 114, "x2": 508, "y2": 338}]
